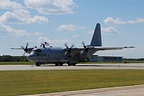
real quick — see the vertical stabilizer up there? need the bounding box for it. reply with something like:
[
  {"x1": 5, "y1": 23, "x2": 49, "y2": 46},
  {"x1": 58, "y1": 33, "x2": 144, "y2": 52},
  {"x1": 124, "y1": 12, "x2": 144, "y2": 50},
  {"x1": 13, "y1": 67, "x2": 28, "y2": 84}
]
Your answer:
[{"x1": 90, "y1": 23, "x2": 102, "y2": 46}]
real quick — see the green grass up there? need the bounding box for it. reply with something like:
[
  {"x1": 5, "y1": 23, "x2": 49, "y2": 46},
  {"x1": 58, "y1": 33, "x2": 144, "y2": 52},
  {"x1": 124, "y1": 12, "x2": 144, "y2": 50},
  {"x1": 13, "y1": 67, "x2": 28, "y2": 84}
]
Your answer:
[
  {"x1": 0, "y1": 62, "x2": 116, "y2": 65},
  {"x1": 0, "y1": 70, "x2": 143, "y2": 96},
  {"x1": 0, "y1": 62, "x2": 33, "y2": 65},
  {"x1": 0, "y1": 61, "x2": 143, "y2": 65}
]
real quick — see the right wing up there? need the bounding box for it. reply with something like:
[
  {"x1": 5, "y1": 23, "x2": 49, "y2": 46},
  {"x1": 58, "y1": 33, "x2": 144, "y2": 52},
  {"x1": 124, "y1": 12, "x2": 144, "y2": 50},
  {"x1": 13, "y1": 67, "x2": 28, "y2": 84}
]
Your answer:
[{"x1": 95, "y1": 46, "x2": 135, "y2": 51}]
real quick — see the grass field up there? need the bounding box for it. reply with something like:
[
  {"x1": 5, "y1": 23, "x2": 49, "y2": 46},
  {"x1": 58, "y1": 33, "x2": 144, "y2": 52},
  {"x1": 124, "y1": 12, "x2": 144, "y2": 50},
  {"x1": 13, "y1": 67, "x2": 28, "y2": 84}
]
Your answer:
[
  {"x1": 0, "y1": 61, "x2": 144, "y2": 65},
  {"x1": 0, "y1": 70, "x2": 143, "y2": 96},
  {"x1": 0, "y1": 62, "x2": 33, "y2": 65}
]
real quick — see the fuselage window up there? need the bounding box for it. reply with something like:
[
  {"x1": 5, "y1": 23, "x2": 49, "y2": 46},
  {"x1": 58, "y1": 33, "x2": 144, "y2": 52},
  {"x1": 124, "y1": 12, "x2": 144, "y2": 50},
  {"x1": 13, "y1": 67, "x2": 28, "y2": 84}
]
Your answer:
[{"x1": 36, "y1": 54, "x2": 46, "y2": 57}]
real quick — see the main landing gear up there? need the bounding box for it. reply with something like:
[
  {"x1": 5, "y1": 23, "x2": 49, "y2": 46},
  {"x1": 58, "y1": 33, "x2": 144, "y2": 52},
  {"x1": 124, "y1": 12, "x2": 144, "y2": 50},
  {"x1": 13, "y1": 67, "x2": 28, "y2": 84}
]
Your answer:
[
  {"x1": 35, "y1": 62, "x2": 77, "y2": 66},
  {"x1": 67, "y1": 63, "x2": 76, "y2": 66},
  {"x1": 55, "y1": 63, "x2": 63, "y2": 66}
]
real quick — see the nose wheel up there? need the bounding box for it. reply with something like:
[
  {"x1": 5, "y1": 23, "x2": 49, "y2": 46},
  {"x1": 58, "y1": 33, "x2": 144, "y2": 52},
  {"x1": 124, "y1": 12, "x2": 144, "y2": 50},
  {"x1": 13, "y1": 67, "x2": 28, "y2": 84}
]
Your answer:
[{"x1": 36, "y1": 62, "x2": 41, "y2": 66}]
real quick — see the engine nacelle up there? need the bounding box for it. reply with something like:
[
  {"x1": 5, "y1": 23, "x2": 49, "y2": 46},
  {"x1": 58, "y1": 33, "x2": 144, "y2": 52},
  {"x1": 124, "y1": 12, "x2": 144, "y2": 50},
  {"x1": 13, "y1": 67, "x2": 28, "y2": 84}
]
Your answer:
[{"x1": 80, "y1": 50, "x2": 88, "y2": 58}]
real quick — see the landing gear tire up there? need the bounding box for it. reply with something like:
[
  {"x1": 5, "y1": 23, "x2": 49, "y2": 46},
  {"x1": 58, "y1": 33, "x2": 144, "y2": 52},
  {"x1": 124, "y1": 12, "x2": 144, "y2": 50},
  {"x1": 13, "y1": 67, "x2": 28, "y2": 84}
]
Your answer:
[
  {"x1": 55, "y1": 63, "x2": 59, "y2": 66},
  {"x1": 55, "y1": 63, "x2": 63, "y2": 66},
  {"x1": 72, "y1": 63, "x2": 76, "y2": 66},
  {"x1": 59, "y1": 63, "x2": 63, "y2": 66},
  {"x1": 36, "y1": 63, "x2": 41, "y2": 66},
  {"x1": 68, "y1": 63, "x2": 71, "y2": 66},
  {"x1": 68, "y1": 63, "x2": 76, "y2": 66}
]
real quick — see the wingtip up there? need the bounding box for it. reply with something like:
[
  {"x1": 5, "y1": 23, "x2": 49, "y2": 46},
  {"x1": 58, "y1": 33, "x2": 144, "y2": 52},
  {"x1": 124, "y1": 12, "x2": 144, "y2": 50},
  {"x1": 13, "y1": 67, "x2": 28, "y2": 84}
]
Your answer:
[
  {"x1": 124, "y1": 46, "x2": 135, "y2": 48},
  {"x1": 129, "y1": 46, "x2": 135, "y2": 48}
]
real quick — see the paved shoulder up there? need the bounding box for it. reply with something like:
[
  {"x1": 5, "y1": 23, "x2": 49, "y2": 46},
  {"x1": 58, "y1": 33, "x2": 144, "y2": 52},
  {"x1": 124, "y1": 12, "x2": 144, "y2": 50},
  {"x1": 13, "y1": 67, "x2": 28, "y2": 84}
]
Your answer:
[
  {"x1": 23, "y1": 85, "x2": 144, "y2": 96},
  {"x1": 0, "y1": 63, "x2": 144, "y2": 71}
]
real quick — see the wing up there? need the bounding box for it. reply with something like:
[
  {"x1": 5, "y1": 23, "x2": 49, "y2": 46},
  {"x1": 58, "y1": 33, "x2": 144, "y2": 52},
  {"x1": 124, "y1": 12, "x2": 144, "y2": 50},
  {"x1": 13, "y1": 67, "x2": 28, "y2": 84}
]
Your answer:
[
  {"x1": 95, "y1": 46, "x2": 135, "y2": 51},
  {"x1": 11, "y1": 48, "x2": 23, "y2": 50},
  {"x1": 11, "y1": 47, "x2": 34, "y2": 54},
  {"x1": 64, "y1": 46, "x2": 134, "y2": 57}
]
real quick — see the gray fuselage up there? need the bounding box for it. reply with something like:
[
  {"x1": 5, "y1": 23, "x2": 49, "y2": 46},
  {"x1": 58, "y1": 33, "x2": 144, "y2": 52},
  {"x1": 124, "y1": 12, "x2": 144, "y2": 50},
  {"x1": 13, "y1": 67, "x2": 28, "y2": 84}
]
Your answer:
[{"x1": 27, "y1": 46, "x2": 97, "y2": 66}]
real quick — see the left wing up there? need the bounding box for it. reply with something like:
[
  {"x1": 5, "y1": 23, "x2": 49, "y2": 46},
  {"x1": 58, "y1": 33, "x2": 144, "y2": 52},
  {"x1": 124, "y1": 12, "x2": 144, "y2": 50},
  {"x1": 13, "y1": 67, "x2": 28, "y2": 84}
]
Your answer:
[{"x1": 11, "y1": 43, "x2": 34, "y2": 54}]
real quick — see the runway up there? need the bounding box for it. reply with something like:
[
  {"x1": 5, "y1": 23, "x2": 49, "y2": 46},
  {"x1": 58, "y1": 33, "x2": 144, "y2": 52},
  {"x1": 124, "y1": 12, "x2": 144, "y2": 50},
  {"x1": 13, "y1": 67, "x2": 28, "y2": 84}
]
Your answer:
[{"x1": 0, "y1": 63, "x2": 143, "y2": 71}]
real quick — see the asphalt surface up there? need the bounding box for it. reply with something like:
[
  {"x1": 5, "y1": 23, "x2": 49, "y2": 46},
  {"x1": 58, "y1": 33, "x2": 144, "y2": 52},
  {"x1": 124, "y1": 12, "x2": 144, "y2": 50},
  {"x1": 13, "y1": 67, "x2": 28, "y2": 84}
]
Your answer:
[
  {"x1": 23, "y1": 84, "x2": 144, "y2": 96},
  {"x1": 0, "y1": 63, "x2": 144, "y2": 71}
]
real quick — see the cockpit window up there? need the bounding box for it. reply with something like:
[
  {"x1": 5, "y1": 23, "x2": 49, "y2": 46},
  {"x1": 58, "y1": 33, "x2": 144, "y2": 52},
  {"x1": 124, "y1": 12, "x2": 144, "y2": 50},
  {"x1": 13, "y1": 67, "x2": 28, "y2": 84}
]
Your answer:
[
  {"x1": 37, "y1": 49, "x2": 41, "y2": 52},
  {"x1": 33, "y1": 49, "x2": 41, "y2": 52}
]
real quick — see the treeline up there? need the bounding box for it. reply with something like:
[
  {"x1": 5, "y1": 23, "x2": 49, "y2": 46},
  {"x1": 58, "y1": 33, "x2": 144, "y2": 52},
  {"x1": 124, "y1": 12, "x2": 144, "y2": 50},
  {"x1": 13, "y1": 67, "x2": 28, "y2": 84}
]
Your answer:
[
  {"x1": 0, "y1": 55, "x2": 28, "y2": 62},
  {"x1": 123, "y1": 58, "x2": 144, "y2": 63},
  {"x1": 0, "y1": 55, "x2": 144, "y2": 62},
  {"x1": 123, "y1": 58, "x2": 144, "y2": 61}
]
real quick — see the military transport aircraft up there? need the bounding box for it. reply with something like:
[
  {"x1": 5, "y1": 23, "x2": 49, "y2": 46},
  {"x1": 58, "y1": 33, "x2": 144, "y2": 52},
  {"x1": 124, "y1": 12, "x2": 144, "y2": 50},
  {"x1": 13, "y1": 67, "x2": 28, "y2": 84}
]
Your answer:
[{"x1": 12, "y1": 23, "x2": 134, "y2": 66}]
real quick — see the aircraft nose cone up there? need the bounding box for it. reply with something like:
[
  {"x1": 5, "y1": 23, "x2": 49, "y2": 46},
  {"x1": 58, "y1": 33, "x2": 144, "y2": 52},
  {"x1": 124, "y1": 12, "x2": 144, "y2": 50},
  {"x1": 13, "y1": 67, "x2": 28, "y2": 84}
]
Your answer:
[{"x1": 27, "y1": 55, "x2": 34, "y2": 61}]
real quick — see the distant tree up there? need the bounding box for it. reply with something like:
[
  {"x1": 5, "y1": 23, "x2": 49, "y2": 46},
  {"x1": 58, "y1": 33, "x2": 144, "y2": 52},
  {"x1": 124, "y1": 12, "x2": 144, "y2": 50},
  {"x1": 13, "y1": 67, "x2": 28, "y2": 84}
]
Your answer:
[{"x1": 0, "y1": 55, "x2": 28, "y2": 62}]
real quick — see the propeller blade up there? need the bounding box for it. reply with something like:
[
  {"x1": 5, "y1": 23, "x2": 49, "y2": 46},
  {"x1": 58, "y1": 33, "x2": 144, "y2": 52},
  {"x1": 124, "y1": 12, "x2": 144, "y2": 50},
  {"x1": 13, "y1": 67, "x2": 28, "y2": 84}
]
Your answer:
[
  {"x1": 70, "y1": 44, "x2": 74, "y2": 48},
  {"x1": 82, "y1": 41, "x2": 86, "y2": 48},
  {"x1": 64, "y1": 43, "x2": 69, "y2": 49},
  {"x1": 21, "y1": 46, "x2": 24, "y2": 50},
  {"x1": 23, "y1": 52, "x2": 26, "y2": 56},
  {"x1": 64, "y1": 43, "x2": 74, "y2": 57},
  {"x1": 21, "y1": 43, "x2": 29, "y2": 53},
  {"x1": 82, "y1": 41, "x2": 89, "y2": 53},
  {"x1": 25, "y1": 43, "x2": 28, "y2": 50},
  {"x1": 40, "y1": 43, "x2": 43, "y2": 47}
]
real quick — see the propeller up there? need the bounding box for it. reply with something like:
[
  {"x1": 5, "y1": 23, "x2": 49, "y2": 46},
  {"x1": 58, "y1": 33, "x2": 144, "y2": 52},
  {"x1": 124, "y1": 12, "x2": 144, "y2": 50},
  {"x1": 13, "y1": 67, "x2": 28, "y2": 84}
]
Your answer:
[
  {"x1": 21, "y1": 43, "x2": 29, "y2": 56},
  {"x1": 82, "y1": 41, "x2": 89, "y2": 52},
  {"x1": 81, "y1": 42, "x2": 90, "y2": 61},
  {"x1": 65, "y1": 43, "x2": 74, "y2": 49},
  {"x1": 40, "y1": 43, "x2": 45, "y2": 48},
  {"x1": 64, "y1": 43, "x2": 74, "y2": 57},
  {"x1": 11, "y1": 43, "x2": 34, "y2": 56}
]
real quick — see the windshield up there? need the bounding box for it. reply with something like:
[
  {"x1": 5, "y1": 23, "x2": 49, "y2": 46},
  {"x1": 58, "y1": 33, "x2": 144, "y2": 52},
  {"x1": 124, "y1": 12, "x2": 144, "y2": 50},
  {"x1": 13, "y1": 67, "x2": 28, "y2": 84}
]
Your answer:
[{"x1": 30, "y1": 48, "x2": 42, "y2": 55}]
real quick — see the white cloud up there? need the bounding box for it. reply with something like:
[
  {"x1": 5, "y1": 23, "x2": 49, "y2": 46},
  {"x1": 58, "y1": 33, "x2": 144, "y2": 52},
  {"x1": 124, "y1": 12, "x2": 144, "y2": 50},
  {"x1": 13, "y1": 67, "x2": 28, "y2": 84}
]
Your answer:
[
  {"x1": 102, "y1": 26, "x2": 119, "y2": 33},
  {"x1": 104, "y1": 17, "x2": 144, "y2": 24},
  {"x1": 24, "y1": 0, "x2": 77, "y2": 14},
  {"x1": 0, "y1": 0, "x2": 49, "y2": 37},
  {"x1": 30, "y1": 15, "x2": 49, "y2": 23},
  {"x1": 38, "y1": 36, "x2": 69, "y2": 45},
  {"x1": 0, "y1": 0, "x2": 48, "y2": 24},
  {"x1": 87, "y1": 30, "x2": 93, "y2": 35},
  {"x1": 57, "y1": 24, "x2": 85, "y2": 31},
  {"x1": 34, "y1": 32, "x2": 43, "y2": 37},
  {"x1": 0, "y1": 23, "x2": 32, "y2": 37},
  {"x1": 0, "y1": 0, "x2": 23, "y2": 10},
  {"x1": 72, "y1": 34, "x2": 80, "y2": 38},
  {"x1": 0, "y1": 9, "x2": 48, "y2": 24}
]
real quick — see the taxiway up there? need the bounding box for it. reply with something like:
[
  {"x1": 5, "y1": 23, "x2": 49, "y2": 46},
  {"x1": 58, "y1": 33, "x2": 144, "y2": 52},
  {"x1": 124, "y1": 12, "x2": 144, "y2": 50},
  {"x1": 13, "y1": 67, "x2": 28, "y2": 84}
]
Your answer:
[
  {"x1": 0, "y1": 63, "x2": 143, "y2": 71},
  {"x1": 23, "y1": 84, "x2": 144, "y2": 96}
]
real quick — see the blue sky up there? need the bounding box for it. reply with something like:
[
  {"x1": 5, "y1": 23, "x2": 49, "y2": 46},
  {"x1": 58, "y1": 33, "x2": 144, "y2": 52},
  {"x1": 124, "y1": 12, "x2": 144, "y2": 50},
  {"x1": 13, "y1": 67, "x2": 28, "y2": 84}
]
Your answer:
[{"x1": 0, "y1": 0, "x2": 144, "y2": 58}]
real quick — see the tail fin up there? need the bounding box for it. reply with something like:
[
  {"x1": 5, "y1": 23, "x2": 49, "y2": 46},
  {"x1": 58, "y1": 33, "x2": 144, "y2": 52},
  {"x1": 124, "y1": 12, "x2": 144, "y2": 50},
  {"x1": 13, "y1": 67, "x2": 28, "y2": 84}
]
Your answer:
[{"x1": 90, "y1": 23, "x2": 102, "y2": 46}]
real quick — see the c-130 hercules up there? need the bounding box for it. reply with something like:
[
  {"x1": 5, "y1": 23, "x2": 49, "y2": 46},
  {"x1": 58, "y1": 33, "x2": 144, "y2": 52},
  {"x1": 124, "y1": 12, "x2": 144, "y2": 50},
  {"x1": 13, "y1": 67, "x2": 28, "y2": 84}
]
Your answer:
[{"x1": 12, "y1": 23, "x2": 134, "y2": 66}]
